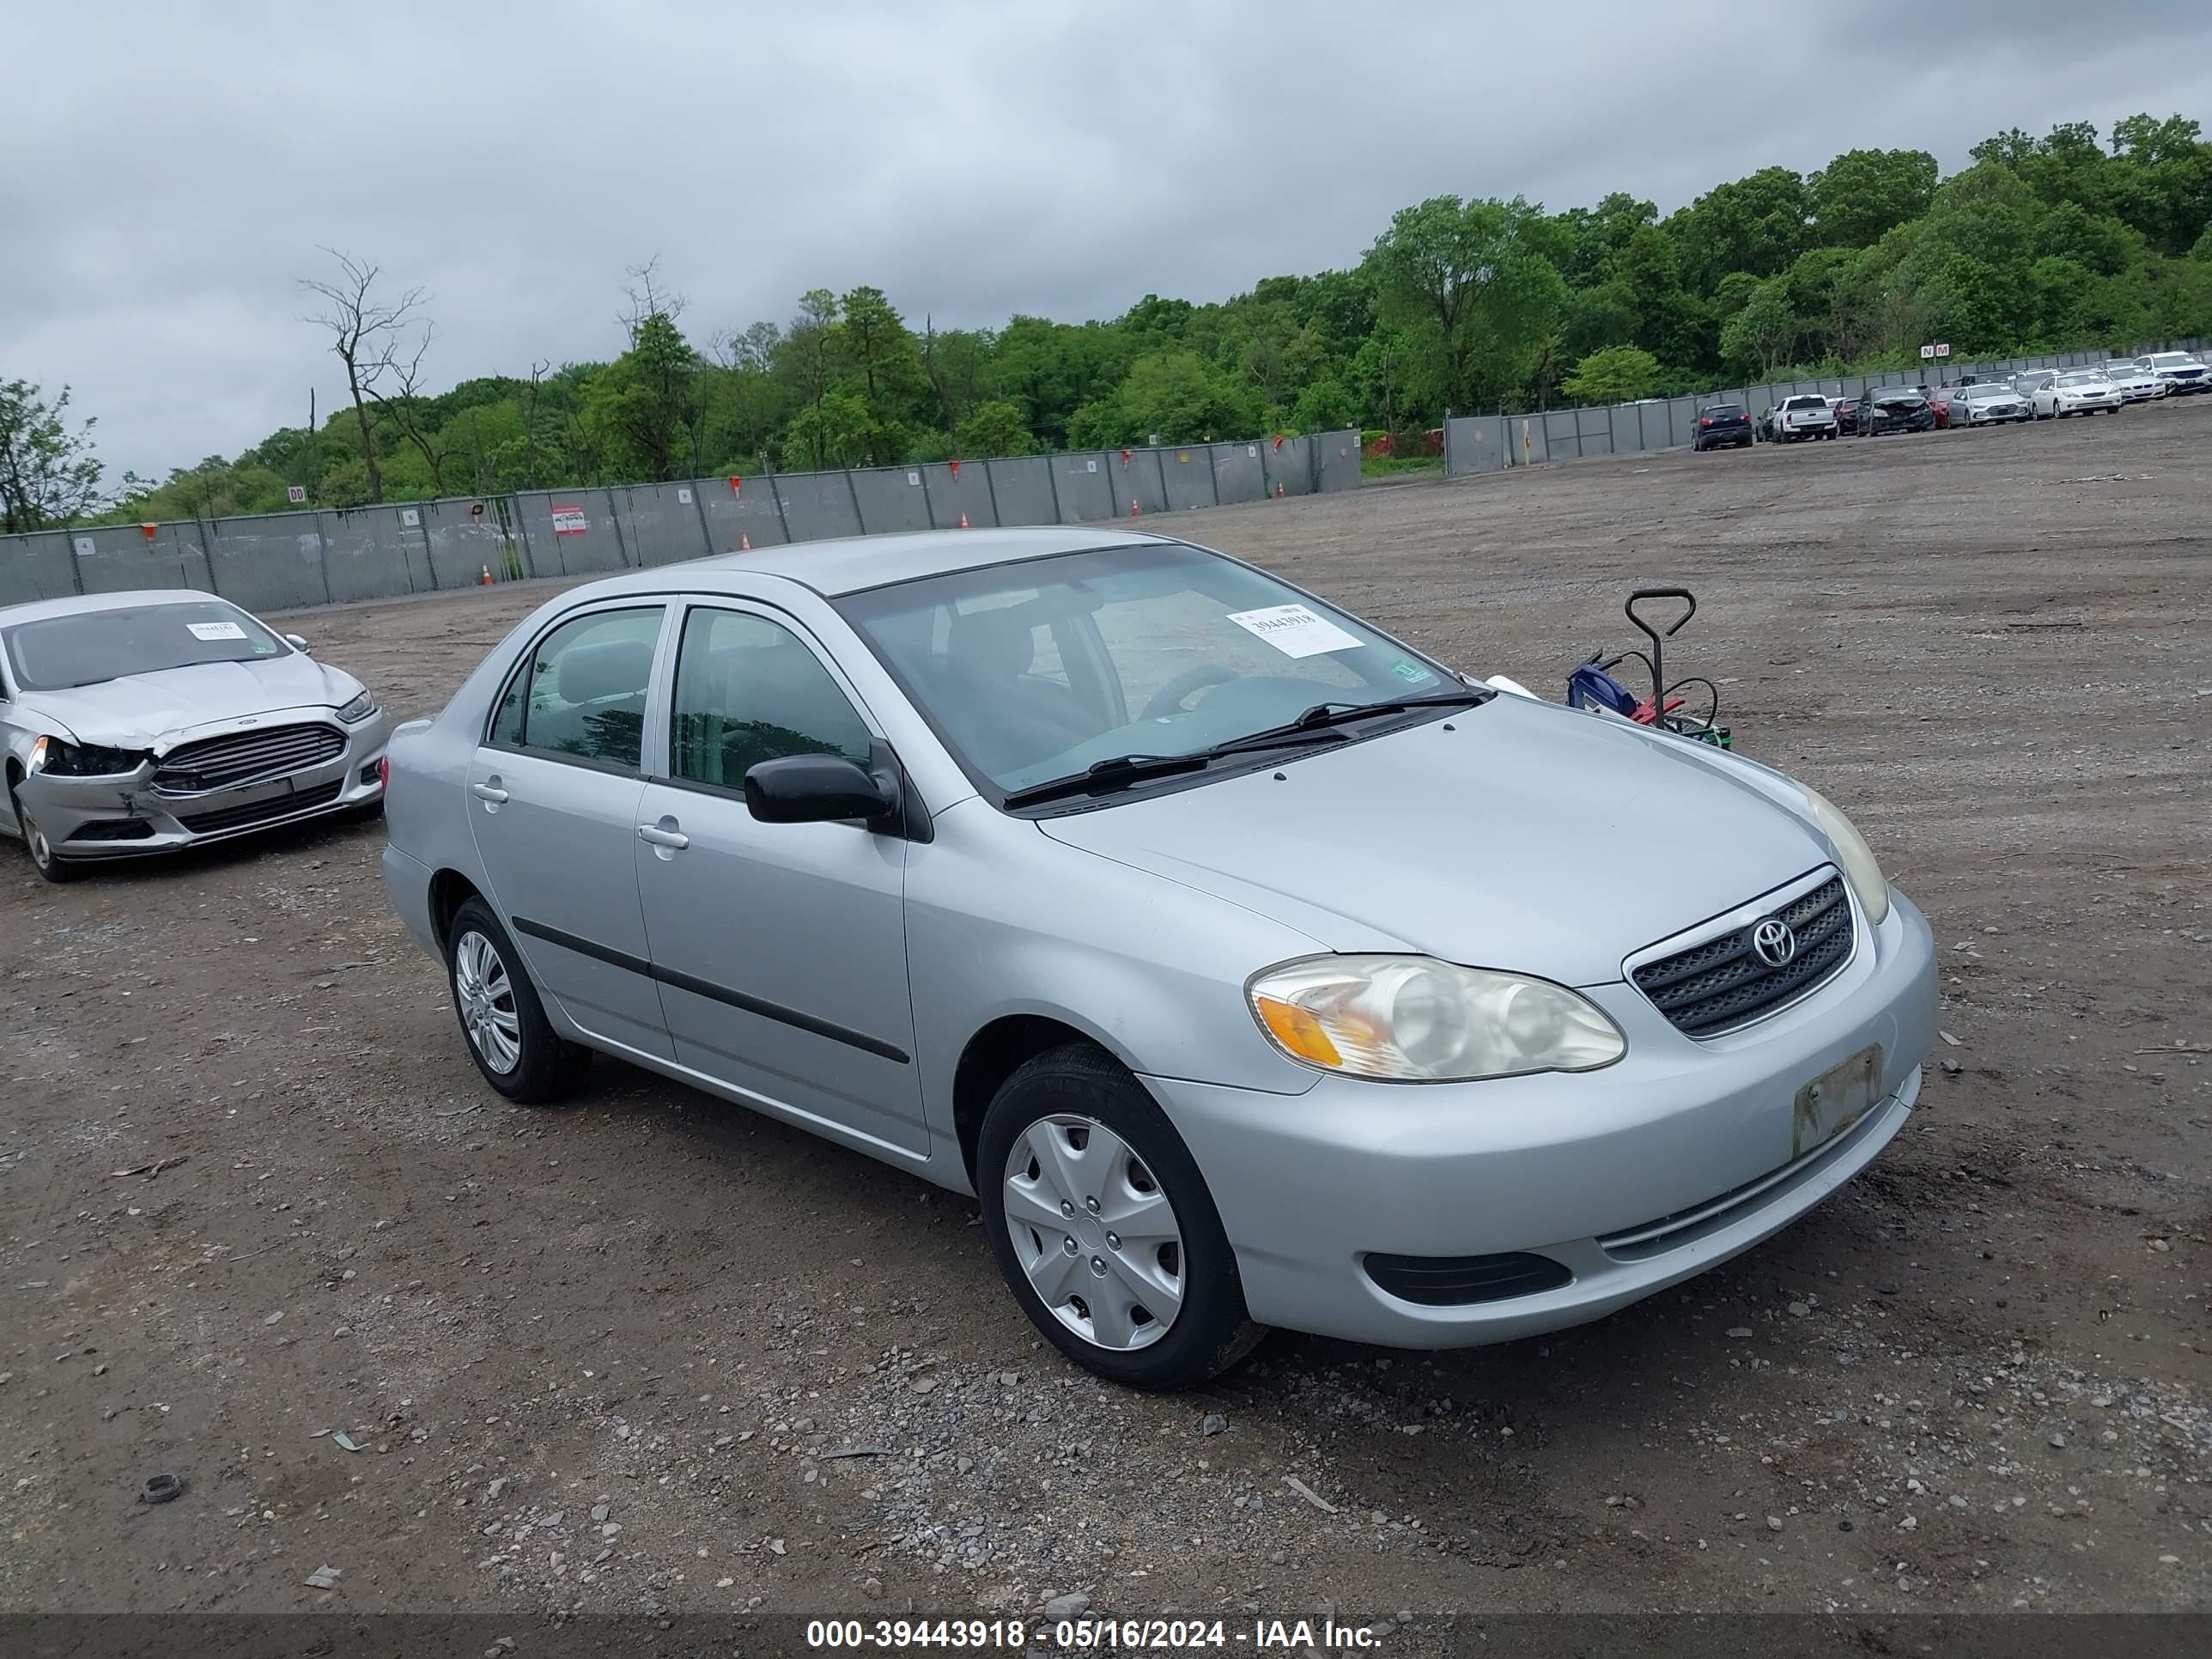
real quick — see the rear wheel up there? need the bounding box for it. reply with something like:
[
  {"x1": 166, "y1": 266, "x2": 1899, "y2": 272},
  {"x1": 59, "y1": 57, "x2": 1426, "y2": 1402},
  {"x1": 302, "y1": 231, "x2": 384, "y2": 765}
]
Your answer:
[
  {"x1": 445, "y1": 897, "x2": 592, "y2": 1103},
  {"x1": 978, "y1": 1043, "x2": 1261, "y2": 1389},
  {"x1": 8, "y1": 781, "x2": 79, "y2": 884}
]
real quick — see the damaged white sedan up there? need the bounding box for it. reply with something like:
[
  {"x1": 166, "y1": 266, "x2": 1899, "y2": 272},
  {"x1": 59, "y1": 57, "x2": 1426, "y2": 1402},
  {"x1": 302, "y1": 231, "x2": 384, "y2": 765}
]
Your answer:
[{"x1": 1, "y1": 590, "x2": 392, "y2": 882}]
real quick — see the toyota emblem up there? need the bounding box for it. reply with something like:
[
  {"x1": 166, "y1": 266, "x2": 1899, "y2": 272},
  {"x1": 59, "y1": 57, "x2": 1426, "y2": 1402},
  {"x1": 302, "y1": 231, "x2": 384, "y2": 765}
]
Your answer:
[{"x1": 1752, "y1": 917, "x2": 1797, "y2": 968}]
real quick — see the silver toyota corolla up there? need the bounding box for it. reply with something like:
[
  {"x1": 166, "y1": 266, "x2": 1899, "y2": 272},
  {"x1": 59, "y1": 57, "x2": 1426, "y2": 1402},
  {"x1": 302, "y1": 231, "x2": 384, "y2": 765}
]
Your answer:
[
  {"x1": 2, "y1": 590, "x2": 393, "y2": 881},
  {"x1": 380, "y1": 528, "x2": 1935, "y2": 1389}
]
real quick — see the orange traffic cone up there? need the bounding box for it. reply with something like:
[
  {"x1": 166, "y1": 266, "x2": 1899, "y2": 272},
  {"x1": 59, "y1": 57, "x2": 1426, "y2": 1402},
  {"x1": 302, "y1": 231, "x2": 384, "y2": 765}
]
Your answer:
[
  {"x1": 1275, "y1": 481, "x2": 1285, "y2": 499},
  {"x1": 957, "y1": 512, "x2": 969, "y2": 529},
  {"x1": 479, "y1": 564, "x2": 492, "y2": 586},
  {"x1": 740, "y1": 533, "x2": 752, "y2": 551},
  {"x1": 1129, "y1": 497, "x2": 1140, "y2": 517}
]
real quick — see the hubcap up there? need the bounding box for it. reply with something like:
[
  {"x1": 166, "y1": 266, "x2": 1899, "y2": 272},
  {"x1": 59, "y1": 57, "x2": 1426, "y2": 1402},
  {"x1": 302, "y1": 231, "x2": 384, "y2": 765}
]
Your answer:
[
  {"x1": 453, "y1": 930, "x2": 521, "y2": 1074},
  {"x1": 1001, "y1": 1114, "x2": 1184, "y2": 1352}
]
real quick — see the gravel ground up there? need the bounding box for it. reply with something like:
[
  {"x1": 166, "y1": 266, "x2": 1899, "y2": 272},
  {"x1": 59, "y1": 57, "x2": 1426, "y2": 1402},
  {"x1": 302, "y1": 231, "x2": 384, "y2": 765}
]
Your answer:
[{"x1": 3, "y1": 401, "x2": 2207, "y2": 1642}]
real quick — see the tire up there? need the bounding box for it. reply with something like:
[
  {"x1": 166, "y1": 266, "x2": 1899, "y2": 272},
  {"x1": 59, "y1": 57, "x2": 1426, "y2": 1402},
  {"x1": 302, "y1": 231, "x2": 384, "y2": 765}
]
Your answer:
[
  {"x1": 977, "y1": 1042, "x2": 1262, "y2": 1390},
  {"x1": 445, "y1": 896, "x2": 592, "y2": 1103},
  {"x1": 9, "y1": 779, "x2": 81, "y2": 884}
]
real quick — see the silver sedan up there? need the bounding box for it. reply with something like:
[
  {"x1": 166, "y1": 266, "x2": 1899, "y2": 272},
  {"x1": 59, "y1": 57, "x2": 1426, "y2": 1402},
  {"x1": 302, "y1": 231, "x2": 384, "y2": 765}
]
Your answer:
[
  {"x1": 380, "y1": 528, "x2": 1935, "y2": 1389},
  {"x1": 2, "y1": 590, "x2": 392, "y2": 881}
]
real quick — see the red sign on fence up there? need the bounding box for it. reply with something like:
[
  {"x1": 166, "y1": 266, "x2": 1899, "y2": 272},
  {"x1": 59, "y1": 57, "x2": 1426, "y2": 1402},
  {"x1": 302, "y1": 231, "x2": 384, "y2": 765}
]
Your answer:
[{"x1": 550, "y1": 504, "x2": 588, "y2": 536}]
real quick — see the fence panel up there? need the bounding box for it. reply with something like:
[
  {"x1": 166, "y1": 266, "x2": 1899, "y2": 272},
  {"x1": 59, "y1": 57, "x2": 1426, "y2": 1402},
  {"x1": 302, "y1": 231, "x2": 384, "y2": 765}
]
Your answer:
[
  {"x1": 609, "y1": 483, "x2": 710, "y2": 569},
  {"x1": 1635, "y1": 402, "x2": 1669, "y2": 452},
  {"x1": 420, "y1": 498, "x2": 529, "y2": 588},
  {"x1": 1158, "y1": 446, "x2": 1217, "y2": 512},
  {"x1": 849, "y1": 465, "x2": 934, "y2": 535},
  {"x1": 0, "y1": 532, "x2": 82, "y2": 605},
  {"x1": 514, "y1": 489, "x2": 625, "y2": 575},
  {"x1": 208, "y1": 511, "x2": 330, "y2": 612},
  {"x1": 70, "y1": 522, "x2": 213, "y2": 596},
  {"x1": 1262, "y1": 434, "x2": 1314, "y2": 496},
  {"x1": 320, "y1": 507, "x2": 428, "y2": 602},
  {"x1": 1542, "y1": 410, "x2": 1581, "y2": 462},
  {"x1": 1578, "y1": 407, "x2": 1614, "y2": 458},
  {"x1": 1506, "y1": 414, "x2": 1549, "y2": 465},
  {"x1": 1049, "y1": 453, "x2": 1116, "y2": 522},
  {"x1": 1209, "y1": 441, "x2": 1267, "y2": 505},
  {"x1": 1445, "y1": 416, "x2": 1506, "y2": 474},
  {"x1": 921, "y1": 462, "x2": 997, "y2": 530},
  {"x1": 696, "y1": 475, "x2": 790, "y2": 550},
  {"x1": 774, "y1": 471, "x2": 863, "y2": 542},
  {"x1": 1314, "y1": 429, "x2": 1360, "y2": 492},
  {"x1": 987, "y1": 456, "x2": 1057, "y2": 526},
  {"x1": 1109, "y1": 449, "x2": 1169, "y2": 517}
]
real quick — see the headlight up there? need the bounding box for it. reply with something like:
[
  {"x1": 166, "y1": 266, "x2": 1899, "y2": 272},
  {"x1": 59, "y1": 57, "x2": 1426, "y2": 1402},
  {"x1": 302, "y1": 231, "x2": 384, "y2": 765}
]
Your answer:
[
  {"x1": 1800, "y1": 784, "x2": 1890, "y2": 926},
  {"x1": 1247, "y1": 956, "x2": 1625, "y2": 1082},
  {"x1": 28, "y1": 734, "x2": 150, "y2": 777},
  {"x1": 335, "y1": 691, "x2": 379, "y2": 723}
]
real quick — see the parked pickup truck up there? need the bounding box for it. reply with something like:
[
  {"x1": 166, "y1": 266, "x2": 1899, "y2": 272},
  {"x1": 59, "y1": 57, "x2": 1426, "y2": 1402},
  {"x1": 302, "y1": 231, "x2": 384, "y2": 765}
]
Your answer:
[{"x1": 1766, "y1": 394, "x2": 1838, "y2": 442}]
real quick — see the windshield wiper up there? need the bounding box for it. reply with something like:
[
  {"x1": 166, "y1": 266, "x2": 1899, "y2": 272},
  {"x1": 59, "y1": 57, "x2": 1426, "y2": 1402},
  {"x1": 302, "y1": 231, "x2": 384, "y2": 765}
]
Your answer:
[
  {"x1": 1212, "y1": 689, "x2": 1492, "y2": 755},
  {"x1": 1000, "y1": 751, "x2": 1214, "y2": 809}
]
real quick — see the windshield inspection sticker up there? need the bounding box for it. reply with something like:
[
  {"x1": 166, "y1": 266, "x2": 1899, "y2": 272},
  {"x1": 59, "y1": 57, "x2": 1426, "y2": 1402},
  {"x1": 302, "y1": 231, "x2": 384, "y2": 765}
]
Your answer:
[
  {"x1": 1225, "y1": 603, "x2": 1362, "y2": 659},
  {"x1": 1390, "y1": 659, "x2": 1437, "y2": 684},
  {"x1": 187, "y1": 620, "x2": 247, "y2": 642}
]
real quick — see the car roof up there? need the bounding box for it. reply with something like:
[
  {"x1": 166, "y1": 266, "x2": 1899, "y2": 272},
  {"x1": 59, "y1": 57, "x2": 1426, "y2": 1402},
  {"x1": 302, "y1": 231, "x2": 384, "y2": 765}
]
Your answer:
[
  {"x1": 563, "y1": 526, "x2": 1184, "y2": 602},
  {"x1": 0, "y1": 588, "x2": 235, "y2": 627}
]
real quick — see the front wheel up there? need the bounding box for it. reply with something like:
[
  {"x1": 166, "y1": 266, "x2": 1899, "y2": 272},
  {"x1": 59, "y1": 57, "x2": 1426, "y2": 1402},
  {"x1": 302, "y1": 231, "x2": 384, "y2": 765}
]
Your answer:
[
  {"x1": 445, "y1": 897, "x2": 592, "y2": 1103},
  {"x1": 9, "y1": 781, "x2": 80, "y2": 884},
  {"x1": 978, "y1": 1044, "x2": 1262, "y2": 1389}
]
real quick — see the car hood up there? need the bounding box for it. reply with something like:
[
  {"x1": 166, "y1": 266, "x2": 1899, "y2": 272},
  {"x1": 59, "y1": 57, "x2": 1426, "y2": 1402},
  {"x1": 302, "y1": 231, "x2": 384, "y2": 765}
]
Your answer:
[
  {"x1": 1037, "y1": 696, "x2": 1834, "y2": 986},
  {"x1": 15, "y1": 654, "x2": 362, "y2": 750}
]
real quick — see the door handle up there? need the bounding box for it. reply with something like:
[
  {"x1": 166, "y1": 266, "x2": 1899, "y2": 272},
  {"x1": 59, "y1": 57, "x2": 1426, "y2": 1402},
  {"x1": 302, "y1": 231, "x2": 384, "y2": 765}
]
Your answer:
[
  {"x1": 471, "y1": 781, "x2": 509, "y2": 805},
  {"x1": 637, "y1": 823, "x2": 690, "y2": 850}
]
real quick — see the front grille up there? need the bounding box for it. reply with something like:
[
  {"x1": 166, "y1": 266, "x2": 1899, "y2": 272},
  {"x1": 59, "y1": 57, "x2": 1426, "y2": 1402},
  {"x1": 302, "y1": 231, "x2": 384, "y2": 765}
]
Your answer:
[
  {"x1": 1364, "y1": 1251, "x2": 1572, "y2": 1307},
  {"x1": 155, "y1": 724, "x2": 344, "y2": 792},
  {"x1": 176, "y1": 779, "x2": 343, "y2": 834},
  {"x1": 1632, "y1": 876, "x2": 1854, "y2": 1038}
]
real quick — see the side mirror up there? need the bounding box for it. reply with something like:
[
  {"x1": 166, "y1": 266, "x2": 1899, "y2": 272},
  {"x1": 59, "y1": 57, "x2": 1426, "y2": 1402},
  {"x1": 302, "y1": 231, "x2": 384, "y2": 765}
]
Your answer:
[
  {"x1": 744, "y1": 753, "x2": 896, "y2": 828},
  {"x1": 284, "y1": 634, "x2": 313, "y2": 655}
]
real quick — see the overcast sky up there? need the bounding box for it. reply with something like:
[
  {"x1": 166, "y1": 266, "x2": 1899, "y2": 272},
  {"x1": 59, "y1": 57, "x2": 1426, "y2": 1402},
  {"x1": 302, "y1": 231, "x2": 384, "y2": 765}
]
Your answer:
[{"x1": 5, "y1": 0, "x2": 2209, "y2": 482}]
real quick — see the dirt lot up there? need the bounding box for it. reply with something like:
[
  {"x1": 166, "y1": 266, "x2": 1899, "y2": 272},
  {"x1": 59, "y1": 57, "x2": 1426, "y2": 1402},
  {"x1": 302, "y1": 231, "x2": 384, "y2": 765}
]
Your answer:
[{"x1": 4, "y1": 403, "x2": 2208, "y2": 1644}]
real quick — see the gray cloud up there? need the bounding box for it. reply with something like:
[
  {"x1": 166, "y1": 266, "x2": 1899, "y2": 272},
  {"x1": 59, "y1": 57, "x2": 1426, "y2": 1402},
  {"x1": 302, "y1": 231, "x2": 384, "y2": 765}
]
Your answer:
[{"x1": 4, "y1": 0, "x2": 2208, "y2": 480}]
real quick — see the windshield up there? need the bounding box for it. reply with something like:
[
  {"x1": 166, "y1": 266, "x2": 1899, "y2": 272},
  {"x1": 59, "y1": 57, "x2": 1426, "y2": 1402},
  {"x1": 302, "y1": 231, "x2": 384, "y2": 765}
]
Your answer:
[
  {"x1": 1703, "y1": 404, "x2": 1743, "y2": 417},
  {"x1": 836, "y1": 543, "x2": 1462, "y2": 799},
  {"x1": 1781, "y1": 396, "x2": 1826, "y2": 410},
  {"x1": 1875, "y1": 390, "x2": 1923, "y2": 404},
  {"x1": 2148, "y1": 353, "x2": 2195, "y2": 368},
  {"x1": 2057, "y1": 372, "x2": 2106, "y2": 387},
  {"x1": 1, "y1": 600, "x2": 289, "y2": 692}
]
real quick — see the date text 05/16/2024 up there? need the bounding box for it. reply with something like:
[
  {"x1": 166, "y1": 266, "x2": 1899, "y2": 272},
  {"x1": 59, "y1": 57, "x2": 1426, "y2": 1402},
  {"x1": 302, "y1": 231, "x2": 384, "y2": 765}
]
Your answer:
[{"x1": 805, "y1": 1618, "x2": 1389, "y2": 1650}]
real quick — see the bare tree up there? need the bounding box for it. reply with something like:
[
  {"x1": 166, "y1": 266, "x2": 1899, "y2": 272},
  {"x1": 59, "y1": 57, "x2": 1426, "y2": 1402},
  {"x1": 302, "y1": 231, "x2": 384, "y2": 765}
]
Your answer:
[
  {"x1": 369, "y1": 325, "x2": 453, "y2": 495},
  {"x1": 300, "y1": 248, "x2": 423, "y2": 503},
  {"x1": 618, "y1": 255, "x2": 686, "y2": 346}
]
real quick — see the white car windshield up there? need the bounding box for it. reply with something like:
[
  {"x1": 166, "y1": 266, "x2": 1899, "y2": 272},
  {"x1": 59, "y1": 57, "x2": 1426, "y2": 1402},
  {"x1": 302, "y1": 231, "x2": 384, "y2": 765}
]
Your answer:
[
  {"x1": 2056, "y1": 373, "x2": 2106, "y2": 387},
  {"x1": 2148, "y1": 353, "x2": 2195, "y2": 368},
  {"x1": 2, "y1": 600, "x2": 288, "y2": 692},
  {"x1": 836, "y1": 543, "x2": 1464, "y2": 798},
  {"x1": 1782, "y1": 397, "x2": 1826, "y2": 410}
]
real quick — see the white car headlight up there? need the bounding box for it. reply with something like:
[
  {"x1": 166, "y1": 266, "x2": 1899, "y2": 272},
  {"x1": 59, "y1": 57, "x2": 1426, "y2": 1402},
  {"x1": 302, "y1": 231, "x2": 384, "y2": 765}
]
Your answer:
[
  {"x1": 1248, "y1": 956, "x2": 1625, "y2": 1082},
  {"x1": 1799, "y1": 784, "x2": 1890, "y2": 926},
  {"x1": 336, "y1": 691, "x2": 379, "y2": 723}
]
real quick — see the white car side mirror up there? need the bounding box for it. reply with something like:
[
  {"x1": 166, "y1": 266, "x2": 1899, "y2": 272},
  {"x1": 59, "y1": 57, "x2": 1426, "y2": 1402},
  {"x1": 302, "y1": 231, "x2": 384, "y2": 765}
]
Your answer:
[{"x1": 284, "y1": 634, "x2": 313, "y2": 656}]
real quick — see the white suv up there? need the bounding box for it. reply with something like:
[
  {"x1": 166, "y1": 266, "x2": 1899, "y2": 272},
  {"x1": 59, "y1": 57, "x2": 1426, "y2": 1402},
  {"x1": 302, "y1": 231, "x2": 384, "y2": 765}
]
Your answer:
[{"x1": 2128, "y1": 351, "x2": 2209, "y2": 395}]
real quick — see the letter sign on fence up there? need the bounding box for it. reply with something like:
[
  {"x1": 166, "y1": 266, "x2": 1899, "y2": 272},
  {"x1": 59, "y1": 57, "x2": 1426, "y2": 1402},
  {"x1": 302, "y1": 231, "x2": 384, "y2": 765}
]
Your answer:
[
  {"x1": 287, "y1": 485, "x2": 307, "y2": 504},
  {"x1": 551, "y1": 504, "x2": 588, "y2": 536},
  {"x1": 400, "y1": 508, "x2": 420, "y2": 527}
]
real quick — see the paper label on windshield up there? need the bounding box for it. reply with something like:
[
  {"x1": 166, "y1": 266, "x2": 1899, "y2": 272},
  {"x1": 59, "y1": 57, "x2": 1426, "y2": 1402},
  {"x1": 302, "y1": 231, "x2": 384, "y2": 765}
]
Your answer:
[
  {"x1": 187, "y1": 620, "x2": 246, "y2": 641},
  {"x1": 1225, "y1": 604, "x2": 1361, "y2": 659}
]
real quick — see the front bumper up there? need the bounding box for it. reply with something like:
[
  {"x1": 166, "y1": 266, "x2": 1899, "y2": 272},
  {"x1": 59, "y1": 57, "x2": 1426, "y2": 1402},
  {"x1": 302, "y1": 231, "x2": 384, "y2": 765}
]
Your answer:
[
  {"x1": 1150, "y1": 888, "x2": 1937, "y2": 1349},
  {"x1": 19, "y1": 706, "x2": 393, "y2": 861}
]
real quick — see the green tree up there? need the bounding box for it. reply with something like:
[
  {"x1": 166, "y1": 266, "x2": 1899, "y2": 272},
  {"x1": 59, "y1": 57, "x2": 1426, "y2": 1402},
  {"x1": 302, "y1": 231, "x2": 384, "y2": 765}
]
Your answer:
[
  {"x1": 1363, "y1": 195, "x2": 1567, "y2": 414},
  {"x1": 581, "y1": 309, "x2": 702, "y2": 482},
  {"x1": 1808, "y1": 149, "x2": 1938, "y2": 247},
  {"x1": 952, "y1": 399, "x2": 1035, "y2": 458},
  {"x1": 0, "y1": 380, "x2": 104, "y2": 532},
  {"x1": 781, "y1": 387, "x2": 872, "y2": 471},
  {"x1": 833, "y1": 286, "x2": 928, "y2": 465},
  {"x1": 1560, "y1": 345, "x2": 1661, "y2": 404},
  {"x1": 1670, "y1": 167, "x2": 1810, "y2": 290},
  {"x1": 1718, "y1": 279, "x2": 1798, "y2": 379},
  {"x1": 1288, "y1": 374, "x2": 1358, "y2": 432}
]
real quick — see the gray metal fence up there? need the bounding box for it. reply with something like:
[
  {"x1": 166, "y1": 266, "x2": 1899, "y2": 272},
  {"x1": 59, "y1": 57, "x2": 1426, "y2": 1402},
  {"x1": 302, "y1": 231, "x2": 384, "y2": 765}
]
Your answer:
[
  {"x1": 0, "y1": 428, "x2": 1359, "y2": 616},
  {"x1": 1443, "y1": 341, "x2": 2205, "y2": 478}
]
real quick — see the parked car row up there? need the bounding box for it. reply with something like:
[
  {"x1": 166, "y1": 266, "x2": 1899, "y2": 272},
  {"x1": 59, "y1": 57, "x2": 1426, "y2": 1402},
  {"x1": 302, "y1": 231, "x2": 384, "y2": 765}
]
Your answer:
[{"x1": 1698, "y1": 349, "x2": 2206, "y2": 455}]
